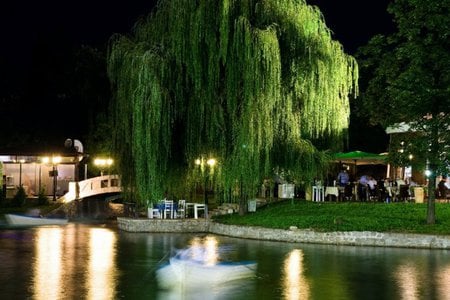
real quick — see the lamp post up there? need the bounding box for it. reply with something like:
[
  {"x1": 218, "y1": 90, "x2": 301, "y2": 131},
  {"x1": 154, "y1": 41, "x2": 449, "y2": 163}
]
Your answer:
[
  {"x1": 43, "y1": 156, "x2": 61, "y2": 201},
  {"x1": 195, "y1": 156, "x2": 216, "y2": 205},
  {"x1": 18, "y1": 158, "x2": 25, "y2": 188},
  {"x1": 94, "y1": 158, "x2": 114, "y2": 176}
]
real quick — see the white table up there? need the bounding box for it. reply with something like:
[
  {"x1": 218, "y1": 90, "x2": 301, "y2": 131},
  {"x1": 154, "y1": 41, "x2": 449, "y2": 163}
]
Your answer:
[
  {"x1": 194, "y1": 203, "x2": 207, "y2": 219},
  {"x1": 147, "y1": 207, "x2": 161, "y2": 219},
  {"x1": 325, "y1": 186, "x2": 339, "y2": 201}
]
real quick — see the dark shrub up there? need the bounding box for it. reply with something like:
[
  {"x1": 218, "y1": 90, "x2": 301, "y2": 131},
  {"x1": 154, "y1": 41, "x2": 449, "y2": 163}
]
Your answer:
[
  {"x1": 37, "y1": 187, "x2": 49, "y2": 205},
  {"x1": 12, "y1": 185, "x2": 27, "y2": 207}
]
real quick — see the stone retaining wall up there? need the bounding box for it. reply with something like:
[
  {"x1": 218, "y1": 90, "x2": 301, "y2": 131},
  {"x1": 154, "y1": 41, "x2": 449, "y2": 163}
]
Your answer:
[
  {"x1": 117, "y1": 217, "x2": 209, "y2": 233},
  {"x1": 117, "y1": 217, "x2": 450, "y2": 249}
]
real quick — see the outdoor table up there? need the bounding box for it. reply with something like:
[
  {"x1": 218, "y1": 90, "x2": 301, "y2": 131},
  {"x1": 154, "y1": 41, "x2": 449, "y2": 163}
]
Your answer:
[
  {"x1": 147, "y1": 207, "x2": 161, "y2": 219},
  {"x1": 194, "y1": 203, "x2": 207, "y2": 219},
  {"x1": 325, "y1": 186, "x2": 339, "y2": 201}
]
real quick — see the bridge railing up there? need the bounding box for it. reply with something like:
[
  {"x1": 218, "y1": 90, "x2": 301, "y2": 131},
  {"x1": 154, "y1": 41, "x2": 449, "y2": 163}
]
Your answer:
[{"x1": 60, "y1": 175, "x2": 122, "y2": 203}]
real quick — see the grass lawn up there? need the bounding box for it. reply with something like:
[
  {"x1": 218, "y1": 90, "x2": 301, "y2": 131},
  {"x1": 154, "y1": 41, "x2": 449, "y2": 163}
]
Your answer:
[{"x1": 213, "y1": 200, "x2": 450, "y2": 235}]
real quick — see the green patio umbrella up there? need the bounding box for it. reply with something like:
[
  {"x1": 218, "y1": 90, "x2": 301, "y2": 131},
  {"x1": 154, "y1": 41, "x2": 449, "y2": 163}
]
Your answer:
[
  {"x1": 333, "y1": 151, "x2": 387, "y2": 166},
  {"x1": 332, "y1": 151, "x2": 388, "y2": 180}
]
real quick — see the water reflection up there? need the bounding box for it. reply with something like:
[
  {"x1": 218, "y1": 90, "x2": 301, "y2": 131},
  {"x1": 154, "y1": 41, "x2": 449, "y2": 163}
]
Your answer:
[
  {"x1": 2, "y1": 225, "x2": 450, "y2": 299},
  {"x1": 31, "y1": 225, "x2": 117, "y2": 300},
  {"x1": 187, "y1": 235, "x2": 219, "y2": 266},
  {"x1": 395, "y1": 263, "x2": 421, "y2": 300},
  {"x1": 87, "y1": 228, "x2": 117, "y2": 300},
  {"x1": 33, "y1": 228, "x2": 64, "y2": 299},
  {"x1": 437, "y1": 265, "x2": 450, "y2": 300},
  {"x1": 394, "y1": 256, "x2": 450, "y2": 300},
  {"x1": 282, "y1": 249, "x2": 310, "y2": 300}
]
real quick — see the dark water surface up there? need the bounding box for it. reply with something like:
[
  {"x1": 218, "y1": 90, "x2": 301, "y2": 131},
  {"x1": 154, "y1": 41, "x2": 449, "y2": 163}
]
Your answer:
[{"x1": 1, "y1": 222, "x2": 450, "y2": 300}]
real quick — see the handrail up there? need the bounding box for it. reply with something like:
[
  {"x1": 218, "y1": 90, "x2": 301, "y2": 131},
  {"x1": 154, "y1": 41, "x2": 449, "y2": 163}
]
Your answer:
[{"x1": 59, "y1": 175, "x2": 121, "y2": 203}]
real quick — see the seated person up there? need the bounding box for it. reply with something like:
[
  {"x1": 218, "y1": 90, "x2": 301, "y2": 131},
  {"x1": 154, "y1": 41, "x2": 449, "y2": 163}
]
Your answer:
[
  {"x1": 437, "y1": 176, "x2": 449, "y2": 199},
  {"x1": 399, "y1": 184, "x2": 410, "y2": 201},
  {"x1": 367, "y1": 176, "x2": 377, "y2": 190},
  {"x1": 376, "y1": 179, "x2": 387, "y2": 201},
  {"x1": 358, "y1": 175, "x2": 369, "y2": 201},
  {"x1": 367, "y1": 176, "x2": 379, "y2": 200},
  {"x1": 343, "y1": 182, "x2": 354, "y2": 201}
]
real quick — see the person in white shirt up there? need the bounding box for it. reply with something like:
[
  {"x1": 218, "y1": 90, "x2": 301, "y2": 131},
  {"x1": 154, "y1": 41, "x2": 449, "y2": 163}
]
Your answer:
[{"x1": 367, "y1": 176, "x2": 377, "y2": 190}]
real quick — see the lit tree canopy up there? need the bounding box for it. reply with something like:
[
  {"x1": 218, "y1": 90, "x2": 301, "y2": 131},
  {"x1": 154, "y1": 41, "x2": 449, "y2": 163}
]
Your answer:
[
  {"x1": 356, "y1": 0, "x2": 450, "y2": 224},
  {"x1": 107, "y1": 0, "x2": 358, "y2": 203}
]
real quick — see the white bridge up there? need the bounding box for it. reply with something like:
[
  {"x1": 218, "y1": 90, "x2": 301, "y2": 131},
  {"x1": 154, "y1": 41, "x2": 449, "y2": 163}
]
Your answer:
[{"x1": 59, "y1": 175, "x2": 122, "y2": 203}]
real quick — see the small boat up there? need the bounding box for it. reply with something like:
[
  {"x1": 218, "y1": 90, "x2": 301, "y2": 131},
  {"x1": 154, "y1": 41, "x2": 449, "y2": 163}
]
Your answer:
[
  {"x1": 156, "y1": 247, "x2": 257, "y2": 289},
  {"x1": 4, "y1": 214, "x2": 68, "y2": 226}
]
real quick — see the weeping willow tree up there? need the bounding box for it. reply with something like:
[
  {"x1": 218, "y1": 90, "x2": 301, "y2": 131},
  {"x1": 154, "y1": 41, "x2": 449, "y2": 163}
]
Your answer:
[{"x1": 107, "y1": 0, "x2": 358, "y2": 206}]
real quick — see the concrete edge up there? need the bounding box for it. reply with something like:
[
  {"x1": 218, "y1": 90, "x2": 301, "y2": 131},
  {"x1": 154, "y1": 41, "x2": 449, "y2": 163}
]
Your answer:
[{"x1": 117, "y1": 217, "x2": 450, "y2": 250}]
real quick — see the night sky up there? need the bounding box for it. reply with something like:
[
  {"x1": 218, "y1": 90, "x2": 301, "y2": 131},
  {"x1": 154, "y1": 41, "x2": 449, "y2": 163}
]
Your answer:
[
  {"x1": 0, "y1": 1, "x2": 156, "y2": 73},
  {"x1": 0, "y1": 0, "x2": 393, "y2": 151}
]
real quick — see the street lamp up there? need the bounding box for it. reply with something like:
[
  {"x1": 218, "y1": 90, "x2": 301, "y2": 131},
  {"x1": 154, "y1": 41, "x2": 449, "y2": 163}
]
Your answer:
[
  {"x1": 42, "y1": 156, "x2": 61, "y2": 201},
  {"x1": 18, "y1": 158, "x2": 25, "y2": 188},
  {"x1": 94, "y1": 158, "x2": 114, "y2": 176},
  {"x1": 195, "y1": 156, "x2": 216, "y2": 205}
]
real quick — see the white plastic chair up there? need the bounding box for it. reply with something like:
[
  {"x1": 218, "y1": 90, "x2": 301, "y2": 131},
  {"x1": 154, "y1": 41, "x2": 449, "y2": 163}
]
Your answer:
[
  {"x1": 176, "y1": 199, "x2": 186, "y2": 218},
  {"x1": 163, "y1": 200, "x2": 174, "y2": 219}
]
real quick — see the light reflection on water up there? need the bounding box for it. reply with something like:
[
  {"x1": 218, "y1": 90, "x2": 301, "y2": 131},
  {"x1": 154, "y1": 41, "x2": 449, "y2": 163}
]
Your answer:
[
  {"x1": 1, "y1": 223, "x2": 450, "y2": 299},
  {"x1": 87, "y1": 228, "x2": 117, "y2": 300},
  {"x1": 437, "y1": 265, "x2": 450, "y2": 300},
  {"x1": 395, "y1": 263, "x2": 420, "y2": 300},
  {"x1": 187, "y1": 235, "x2": 219, "y2": 266},
  {"x1": 34, "y1": 228, "x2": 64, "y2": 299},
  {"x1": 393, "y1": 254, "x2": 450, "y2": 300},
  {"x1": 282, "y1": 249, "x2": 310, "y2": 300},
  {"x1": 31, "y1": 225, "x2": 118, "y2": 300}
]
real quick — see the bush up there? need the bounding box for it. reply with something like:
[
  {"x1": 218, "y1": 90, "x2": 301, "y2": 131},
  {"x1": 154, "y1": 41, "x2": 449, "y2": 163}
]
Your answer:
[
  {"x1": 37, "y1": 187, "x2": 49, "y2": 205},
  {"x1": 12, "y1": 185, "x2": 27, "y2": 207},
  {"x1": 0, "y1": 186, "x2": 5, "y2": 207}
]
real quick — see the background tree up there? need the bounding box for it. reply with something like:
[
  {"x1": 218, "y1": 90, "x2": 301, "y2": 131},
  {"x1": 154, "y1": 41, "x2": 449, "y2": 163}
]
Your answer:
[
  {"x1": 108, "y1": 0, "x2": 358, "y2": 207},
  {"x1": 356, "y1": 0, "x2": 450, "y2": 223},
  {"x1": 0, "y1": 32, "x2": 111, "y2": 151}
]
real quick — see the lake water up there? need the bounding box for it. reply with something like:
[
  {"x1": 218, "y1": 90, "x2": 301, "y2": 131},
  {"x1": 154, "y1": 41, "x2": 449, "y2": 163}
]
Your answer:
[{"x1": 1, "y1": 222, "x2": 450, "y2": 300}]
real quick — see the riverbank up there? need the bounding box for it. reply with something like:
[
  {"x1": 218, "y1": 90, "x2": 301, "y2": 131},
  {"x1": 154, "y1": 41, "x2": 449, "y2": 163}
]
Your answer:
[
  {"x1": 214, "y1": 200, "x2": 450, "y2": 235},
  {"x1": 117, "y1": 217, "x2": 450, "y2": 250},
  {"x1": 117, "y1": 200, "x2": 450, "y2": 250},
  {"x1": 3, "y1": 199, "x2": 450, "y2": 249}
]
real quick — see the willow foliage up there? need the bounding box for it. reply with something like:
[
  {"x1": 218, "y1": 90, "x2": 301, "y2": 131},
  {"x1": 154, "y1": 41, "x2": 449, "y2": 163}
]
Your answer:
[{"x1": 107, "y1": 0, "x2": 358, "y2": 204}]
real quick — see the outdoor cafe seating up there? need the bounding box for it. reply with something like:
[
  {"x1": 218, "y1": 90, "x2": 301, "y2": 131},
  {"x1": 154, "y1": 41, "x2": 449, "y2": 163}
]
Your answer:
[
  {"x1": 314, "y1": 182, "x2": 354, "y2": 202},
  {"x1": 148, "y1": 199, "x2": 208, "y2": 219}
]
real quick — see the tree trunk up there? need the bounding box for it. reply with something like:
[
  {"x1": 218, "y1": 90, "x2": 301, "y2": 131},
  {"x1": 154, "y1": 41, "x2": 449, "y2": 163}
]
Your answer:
[
  {"x1": 239, "y1": 179, "x2": 247, "y2": 216},
  {"x1": 426, "y1": 171, "x2": 436, "y2": 224}
]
